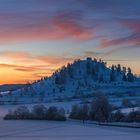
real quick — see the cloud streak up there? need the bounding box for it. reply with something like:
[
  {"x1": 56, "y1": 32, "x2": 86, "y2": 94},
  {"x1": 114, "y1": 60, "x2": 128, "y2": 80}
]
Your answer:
[
  {"x1": 0, "y1": 51, "x2": 74, "y2": 84},
  {"x1": 0, "y1": 0, "x2": 139, "y2": 49},
  {"x1": 0, "y1": 50, "x2": 111, "y2": 83}
]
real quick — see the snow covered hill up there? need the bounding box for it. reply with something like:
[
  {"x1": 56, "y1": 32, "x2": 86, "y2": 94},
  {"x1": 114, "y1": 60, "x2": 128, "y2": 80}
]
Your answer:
[{"x1": 0, "y1": 57, "x2": 140, "y2": 105}]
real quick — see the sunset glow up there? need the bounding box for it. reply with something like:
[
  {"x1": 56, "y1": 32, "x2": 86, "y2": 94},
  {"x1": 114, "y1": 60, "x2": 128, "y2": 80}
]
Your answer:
[{"x1": 0, "y1": 0, "x2": 140, "y2": 84}]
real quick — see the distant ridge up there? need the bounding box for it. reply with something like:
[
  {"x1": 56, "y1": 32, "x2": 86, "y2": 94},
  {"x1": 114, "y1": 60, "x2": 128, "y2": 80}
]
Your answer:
[{"x1": 0, "y1": 84, "x2": 25, "y2": 92}]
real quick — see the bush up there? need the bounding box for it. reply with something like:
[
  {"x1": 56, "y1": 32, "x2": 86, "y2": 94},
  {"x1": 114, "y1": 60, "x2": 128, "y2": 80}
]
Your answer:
[
  {"x1": 110, "y1": 109, "x2": 140, "y2": 123},
  {"x1": 46, "y1": 106, "x2": 66, "y2": 121},
  {"x1": 57, "y1": 108, "x2": 66, "y2": 121},
  {"x1": 31, "y1": 105, "x2": 46, "y2": 119},
  {"x1": 4, "y1": 110, "x2": 17, "y2": 120},
  {"x1": 69, "y1": 104, "x2": 79, "y2": 119},
  {"x1": 126, "y1": 110, "x2": 140, "y2": 122},
  {"x1": 69, "y1": 104, "x2": 89, "y2": 122},
  {"x1": 4, "y1": 106, "x2": 30, "y2": 120},
  {"x1": 111, "y1": 110, "x2": 125, "y2": 122},
  {"x1": 4, "y1": 105, "x2": 66, "y2": 121}
]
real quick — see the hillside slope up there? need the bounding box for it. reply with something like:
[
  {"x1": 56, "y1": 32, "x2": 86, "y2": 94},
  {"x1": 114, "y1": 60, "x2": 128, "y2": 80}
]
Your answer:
[{"x1": 0, "y1": 84, "x2": 25, "y2": 92}]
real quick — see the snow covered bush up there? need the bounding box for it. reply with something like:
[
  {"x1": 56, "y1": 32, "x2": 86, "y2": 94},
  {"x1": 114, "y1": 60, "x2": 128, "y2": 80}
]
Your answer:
[
  {"x1": 69, "y1": 104, "x2": 89, "y2": 122},
  {"x1": 31, "y1": 105, "x2": 47, "y2": 120},
  {"x1": 4, "y1": 105, "x2": 66, "y2": 121},
  {"x1": 69, "y1": 104, "x2": 79, "y2": 119},
  {"x1": 4, "y1": 106, "x2": 30, "y2": 120},
  {"x1": 4, "y1": 110, "x2": 17, "y2": 120},
  {"x1": 126, "y1": 110, "x2": 140, "y2": 122},
  {"x1": 110, "y1": 109, "x2": 140, "y2": 122},
  {"x1": 110, "y1": 110, "x2": 125, "y2": 122},
  {"x1": 45, "y1": 106, "x2": 66, "y2": 121}
]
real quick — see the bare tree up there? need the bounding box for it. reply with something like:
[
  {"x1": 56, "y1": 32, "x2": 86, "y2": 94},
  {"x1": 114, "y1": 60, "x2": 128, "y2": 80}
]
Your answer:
[{"x1": 91, "y1": 92, "x2": 111, "y2": 122}]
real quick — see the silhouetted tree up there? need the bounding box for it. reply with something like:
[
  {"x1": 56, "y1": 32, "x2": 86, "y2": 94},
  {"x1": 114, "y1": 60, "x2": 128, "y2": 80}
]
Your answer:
[
  {"x1": 90, "y1": 92, "x2": 111, "y2": 122},
  {"x1": 110, "y1": 65, "x2": 115, "y2": 81},
  {"x1": 117, "y1": 64, "x2": 121, "y2": 73},
  {"x1": 127, "y1": 67, "x2": 134, "y2": 82}
]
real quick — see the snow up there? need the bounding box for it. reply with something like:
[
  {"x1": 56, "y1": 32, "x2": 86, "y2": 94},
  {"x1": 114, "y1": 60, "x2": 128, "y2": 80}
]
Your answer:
[
  {"x1": 0, "y1": 120, "x2": 139, "y2": 140},
  {"x1": 0, "y1": 100, "x2": 139, "y2": 140},
  {"x1": 113, "y1": 107, "x2": 140, "y2": 114}
]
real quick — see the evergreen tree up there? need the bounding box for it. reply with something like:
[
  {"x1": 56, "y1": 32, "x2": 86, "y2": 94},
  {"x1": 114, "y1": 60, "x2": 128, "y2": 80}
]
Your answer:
[
  {"x1": 122, "y1": 73, "x2": 127, "y2": 81},
  {"x1": 122, "y1": 67, "x2": 127, "y2": 81},
  {"x1": 110, "y1": 65, "x2": 115, "y2": 81},
  {"x1": 117, "y1": 64, "x2": 121, "y2": 73},
  {"x1": 86, "y1": 62, "x2": 92, "y2": 75},
  {"x1": 127, "y1": 67, "x2": 134, "y2": 82},
  {"x1": 99, "y1": 74, "x2": 104, "y2": 82}
]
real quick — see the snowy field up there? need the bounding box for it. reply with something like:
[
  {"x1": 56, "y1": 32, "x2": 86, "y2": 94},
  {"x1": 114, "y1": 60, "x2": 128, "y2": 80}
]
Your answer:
[
  {"x1": 0, "y1": 120, "x2": 140, "y2": 140},
  {"x1": 0, "y1": 102, "x2": 140, "y2": 140}
]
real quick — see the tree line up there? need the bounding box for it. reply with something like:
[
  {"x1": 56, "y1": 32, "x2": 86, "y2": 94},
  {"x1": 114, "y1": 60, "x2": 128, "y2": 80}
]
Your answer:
[
  {"x1": 4, "y1": 92, "x2": 140, "y2": 123},
  {"x1": 69, "y1": 92, "x2": 140, "y2": 123},
  {"x1": 4, "y1": 105, "x2": 66, "y2": 121}
]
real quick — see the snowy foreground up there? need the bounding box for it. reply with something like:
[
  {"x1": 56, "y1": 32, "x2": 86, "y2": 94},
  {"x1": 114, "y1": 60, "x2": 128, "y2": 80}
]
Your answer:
[
  {"x1": 0, "y1": 120, "x2": 140, "y2": 140},
  {"x1": 0, "y1": 102, "x2": 140, "y2": 140}
]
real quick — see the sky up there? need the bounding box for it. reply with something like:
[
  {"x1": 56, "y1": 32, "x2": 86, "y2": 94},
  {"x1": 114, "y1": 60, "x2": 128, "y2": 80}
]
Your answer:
[{"x1": 0, "y1": 0, "x2": 140, "y2": 84}]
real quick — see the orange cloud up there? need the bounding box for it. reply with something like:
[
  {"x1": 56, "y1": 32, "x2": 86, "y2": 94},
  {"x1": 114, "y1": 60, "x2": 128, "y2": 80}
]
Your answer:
[
  {"x1": 0, "y1": 51, "x2": 75, "y2": 84},
  {"x1": 38, "y1": 56, "x2": 73, "y2": 64},
  {"x1": 0, "y1": 64, "x2": 44, "y2": 72},
  {"x1": 0, "y1": 51, "x2": 74, "y2": 65}
]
